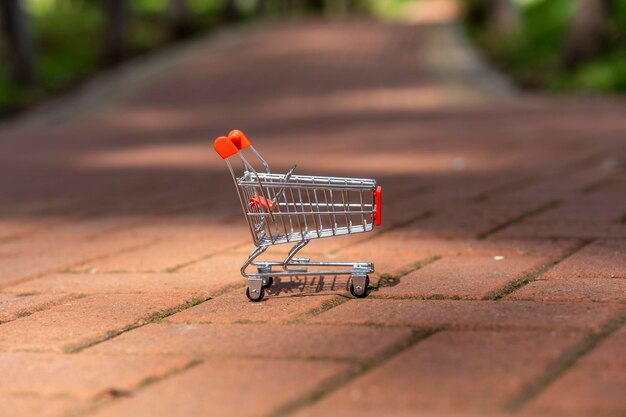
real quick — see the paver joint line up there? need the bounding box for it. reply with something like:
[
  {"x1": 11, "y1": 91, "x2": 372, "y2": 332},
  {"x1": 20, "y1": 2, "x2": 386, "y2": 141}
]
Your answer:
[
  {"x1": 68, "y1": 296, "x2": 211, "y2": 354},
  {"x1": 476, "y1": 200, "x2": 562, "y2": 240},
  {"x1": 506, "y1": 308, "x2": 626, "y2": 412},
  {"x1": 268, "y1": 329, "x2": 437, "y2": 417},
  {"x1": 70, "y1": 359, "x2": 204, "y2": 417},
  {"x1": 487, "y1": 239, "x2": 593, "y2": 301}
]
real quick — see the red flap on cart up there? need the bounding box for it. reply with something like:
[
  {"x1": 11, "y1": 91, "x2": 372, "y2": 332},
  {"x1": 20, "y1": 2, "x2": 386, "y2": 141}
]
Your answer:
[{"x1": 249, "y1": 195, "x2": 275, "y2": 211}]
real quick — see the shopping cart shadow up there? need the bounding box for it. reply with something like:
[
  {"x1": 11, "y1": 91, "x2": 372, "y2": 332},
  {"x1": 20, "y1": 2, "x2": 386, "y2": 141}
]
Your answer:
[{"x1": 266, "y1": 275, "x2": 352, "y2": 297}]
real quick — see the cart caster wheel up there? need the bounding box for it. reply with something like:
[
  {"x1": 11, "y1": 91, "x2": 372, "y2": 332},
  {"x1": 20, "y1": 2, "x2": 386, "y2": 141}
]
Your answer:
[
  {"x1": 246, "y1": 286, "x2": 265, "y2": 302},
  {"x1": 262, "y1": 277, "x2": 274, "y2": 289},
  {"x1": 350, "y1": 275, "x2": 370, "y2": 298}
]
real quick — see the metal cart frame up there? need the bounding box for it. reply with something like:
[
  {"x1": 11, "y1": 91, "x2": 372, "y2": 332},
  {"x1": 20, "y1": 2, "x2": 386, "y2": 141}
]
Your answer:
[{"x1": 214, "y1": 130, "x2": 382, "y2": 301}]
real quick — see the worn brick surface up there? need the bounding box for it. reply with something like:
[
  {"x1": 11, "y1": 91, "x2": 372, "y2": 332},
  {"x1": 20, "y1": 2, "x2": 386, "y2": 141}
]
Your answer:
[
  {"x1": 0, "y1": 236, "x2": 152, "y2": 287},
  {"x1": 543, "y1": 239, "x2": 626, "y2": 279},
  {"x1": 4, "y1": 271, "x2": 239, "y2": 296},
  {"x1": 177, "y1": 251, "x2": 255, "y2": 273},
  {"x1": 494, "y1": 219, "x2": 626, "y2": 239},
  {"x1": 0, "y1": 352, "x2": 189, "y2": 399},
  {"x1": 530, "y1": 197, "x2": 625, "y2": 224},
  {"x1": 377, "y1": 255, "x2": 548, "y2": 299},
  {"x1": 0, "y1": 396, "x2": 84, "y2": 417},
  {"x1": 530, "y1": 365, "x2": 626, "y2": 417},
  {"x1": 302, "y1": 330, "x2": 583, "y2": 413},
  {"x1": 405, "y1": 201, "x2": 542, "y2": 238},
  {"x1": 580, "y1": 324, "x2": 626, "y2": 367},
  {"x1": 89, "y1": 358, "x2": 348, "y2": 417},
  {"x1": 528, "y1": 326, "x2": 626, "y2": 417},
  {"x1": 0, "y1": 218, "x2": 53, "y2": 240},
  {"x1": 293, "y1": 407, "x2": 508, "y2": 417},
  {"x1": 334, "y1": 233, "x2": 577, "y2": 279},
  {"x1": 309, "y1": 299, "x2": 623, "y2": 331},
  {"x1": 87, "y1": 322, "x2": 412, "y2": 360},
  {"x1": 168, "y1": 290, "x2": 342, "y2": 324},
  {"x1": 342, "y1": 232, "x2": 578, "y2": 257},
  {"x1": 71, "y1": 230, "x2": 247, "y2": 273},
  {"x1": 507, "y1": 277, "x2": 626, "y2": 303},
  {"x1": 0, "y1": 292, "x2": 72, "y2": 322},
  {"x1": 0, "y1": 293, "x2": 203, "y2": 352}
]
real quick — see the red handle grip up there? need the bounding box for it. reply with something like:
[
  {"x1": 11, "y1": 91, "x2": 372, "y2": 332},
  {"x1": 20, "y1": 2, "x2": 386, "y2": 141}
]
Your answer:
[
  {"x1": 214, "y1": 136, "x2": 239, "y2": 159},
  {"x1": 228, "y1": 130, "x2": 251, "y2": 150},
  {"x1": 213, "y1": 129, "x2": 252, "y2": 159},
  {"x1": 374, "y1": 185, "x2": 382, "y2": 226}
]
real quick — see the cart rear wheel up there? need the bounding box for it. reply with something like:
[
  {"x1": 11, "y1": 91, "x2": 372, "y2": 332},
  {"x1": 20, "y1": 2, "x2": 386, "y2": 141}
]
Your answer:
[
  {"x1": 262, "y1": 277, "x2": 274, "y2": 289},
  {"x1": 350, "y1": 275, "x2": 370, "y2": 298},
  {"x1": 246, "y1": 286, "x2": 265, "y2": 302}
]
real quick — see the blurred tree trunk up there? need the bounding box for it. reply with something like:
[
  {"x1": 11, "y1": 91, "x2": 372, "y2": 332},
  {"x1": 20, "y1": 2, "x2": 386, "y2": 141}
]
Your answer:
[
  {"x1": 169, "y1": 0, "x2": 192, "y2": 38},
  {"x1": 306, "y1": 0, "x2": 325, "y2": 13},
  {"x1": 346, "y1": 0, "x2": 365, "y2": 13},
  {"x1": 223, "y1": 0, "x2": 240, "y2": 22},
  {"x1": 284, "y1": 0, "x2": 302, "y2": 15},
  {"x1": 563, "y1": 0, "x2": 614, "y2": 68},
  {"x1": 102, "y1": 0, "x2": 130, "y2": 66},
  {"x1": 255, "y1": 0, "x2": 269, "y2": 16},
  {"x1": 0, "y1": 0, "x2": 36, "y2": 85},
  {"x1": 486, "y1": 0, "x2": 521, "y2": 38}
]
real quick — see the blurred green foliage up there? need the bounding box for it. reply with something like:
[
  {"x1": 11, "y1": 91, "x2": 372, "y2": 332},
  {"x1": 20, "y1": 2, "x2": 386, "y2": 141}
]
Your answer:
[
  {"x1": 464, "y1": 0, "x2": 626, "y2": 92},
  {"x1": 0, "y1": 0, "x2": 408, "y2": 114},
  {"x1": 0, "y1": 0, "x2": 248, "y2": 113}
]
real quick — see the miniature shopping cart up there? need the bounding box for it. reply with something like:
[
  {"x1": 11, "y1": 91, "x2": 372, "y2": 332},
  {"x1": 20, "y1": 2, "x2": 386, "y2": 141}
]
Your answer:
[{"x1": 214, "y1": 130, "x2": 382, "y2": 301}]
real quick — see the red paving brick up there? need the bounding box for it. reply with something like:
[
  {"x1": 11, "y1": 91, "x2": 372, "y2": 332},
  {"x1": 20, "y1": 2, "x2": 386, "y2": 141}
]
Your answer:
[
  {"x1": 344, "y1": 232, "x2": 578, "y2": 258},
  {"x1": 525, "y1": 327, "x2": 626, "y2": 414},
  {"x1": 507, "y1": 277, "x2": 626, "y2": 303},
  {"x1": 293, "y1": 407, "x2": 505, "y2": 417},
  {"x1": 86, "y1": 322, "x2": 413, "y2": 360},
  {"x1": 168, "y1": 290, "x2": 343, "y2": 324},
  {"x1": 88, "y1": 358, "x2": 349, "y2": 417},
  {"x1": 0, "y1": 292, "x2": 72, "y2": 322},
  {"x1": 333, "y1": 234, "x2": 574, "y2": 280},
  {"x1": 177, "y1": 251, "x2": 264, "y2": 274},
  {"x1": 0, "y1": 396, "x2": 84, "y2": 417},
  {"x1": 406, "y1": 201, "x2": 542, "y2": 238},
  {"x1": 4, "y1": 271, "x2": 240, "y2": 296},
  {"x1": 580, "y1": 324, "x2": 626, "y2": 366},
  {"x1": 494, "y1": 219, "x2": 626, "y2": 239},
  {"x1": 377, "y1": 255, "x2": 548, "y2": 299},
  {"x1": 529, "y1": 363, "x2": 626, "y2": 416},
  {"x1": 71, "y1": 228, "x2": 248, "y2": 273},
  {"x1": 301, "y1": 330, "x2": 583, "y2": 413},
  {"x1": 530, "y1": 197, "x2": 626, "y2": 224},
  {"x1": 0, "y1": 236, "x2": 152, "y2": 287},
  {"x1": 0, "y1": 293, "x2": 204, "y2": 352},
  {"x1": 308, "y1": 299, "x2": 624, "y2": 331},
  {"x1": 543, "y1": 239, "x2": 626, "y2": 279},
  {"x1": 0, "y1": 352, "x2": 189, "y2": 399},
  {"x1": 0, "y1": 219, "x2": 53, "y2": 240}
]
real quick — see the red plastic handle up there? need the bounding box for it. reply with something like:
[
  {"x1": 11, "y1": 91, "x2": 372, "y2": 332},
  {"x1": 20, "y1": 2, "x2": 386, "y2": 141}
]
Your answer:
[
  {"x1": 228, "y1": 130, "x2": 251, "y2": 150},
  {"x1": 214, "y1": 129, "x2": 252, "y2": 159},
  {"x1": 374, "y1": 185, "x2": 382, "y2": 226},
  {"x1": 214, "y1": 135, "x2": 239, "y2": 159},
  {"x1": 249, "y1": 195, "x2": 274, "y2": 211}
]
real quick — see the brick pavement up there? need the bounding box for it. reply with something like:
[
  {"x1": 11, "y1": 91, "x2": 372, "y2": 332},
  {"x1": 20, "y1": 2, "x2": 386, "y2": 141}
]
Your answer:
[{"x1": 0, "y1": 3, "x2": 625, "y2": 417}]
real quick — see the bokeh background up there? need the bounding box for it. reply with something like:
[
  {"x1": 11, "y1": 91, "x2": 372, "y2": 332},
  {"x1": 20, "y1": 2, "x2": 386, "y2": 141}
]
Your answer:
[{"x1": 1, "y1": 0, "x2": 625, "y2": 119}]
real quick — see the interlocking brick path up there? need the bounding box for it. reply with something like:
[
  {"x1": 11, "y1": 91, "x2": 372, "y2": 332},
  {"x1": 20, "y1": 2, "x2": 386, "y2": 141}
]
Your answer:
[{"x1": 0, "y1": 4, "x2": 625, "y2": 417}]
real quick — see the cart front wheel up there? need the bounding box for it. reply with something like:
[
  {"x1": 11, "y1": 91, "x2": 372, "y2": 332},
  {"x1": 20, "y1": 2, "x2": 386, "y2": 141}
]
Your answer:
[
  {"x1": 246, "y1": 286, "x2": 265, "y2": 302},
  {"x1": 350, "y1": 275, "x2": 370, "y2": 298},
  {"x1": 262, "y1": 277, "x2": 274, "y2": 289}
]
